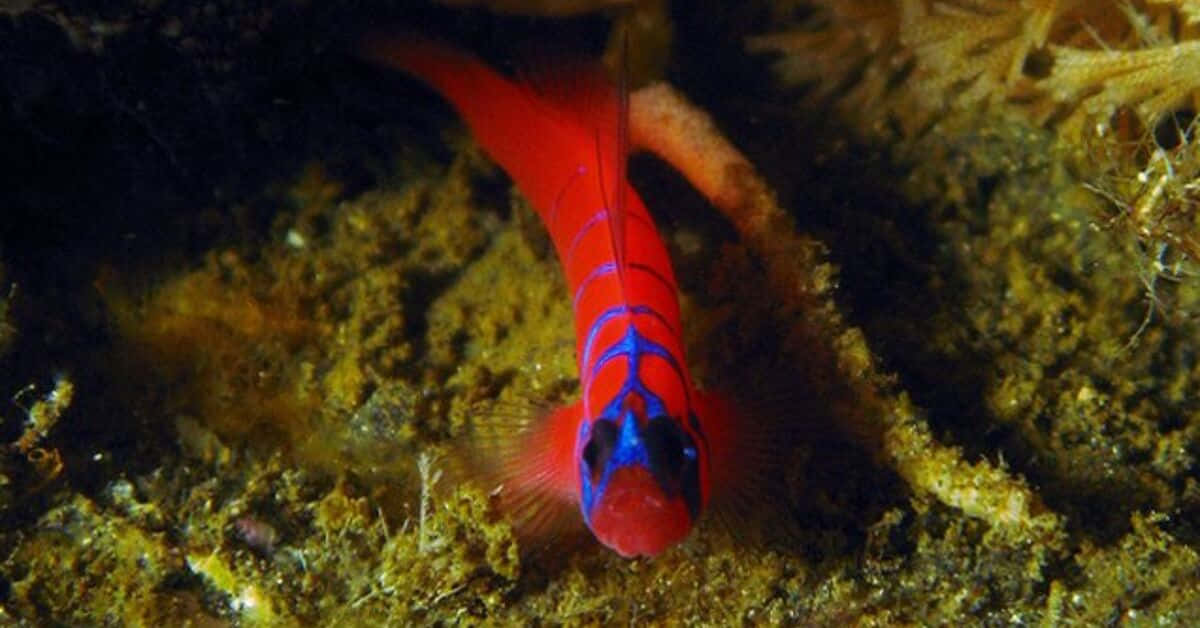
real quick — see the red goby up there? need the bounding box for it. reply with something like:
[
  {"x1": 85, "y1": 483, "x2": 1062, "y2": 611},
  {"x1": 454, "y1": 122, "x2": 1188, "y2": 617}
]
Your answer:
[{"x1": 362, "y1": 34, "x2": 740, "y2": 558}]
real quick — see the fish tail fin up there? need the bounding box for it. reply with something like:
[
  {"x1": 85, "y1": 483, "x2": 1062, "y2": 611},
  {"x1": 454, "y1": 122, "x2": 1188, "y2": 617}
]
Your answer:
[
  {"x1": 516, "y1": 38, "x2": 632, "y2": 293},
  {"x1": 357, "y1": 31, "x2": 474, "y2": 97},
  {"x1": 358, "y1": 31, "x2": 584, "y2": 217}
]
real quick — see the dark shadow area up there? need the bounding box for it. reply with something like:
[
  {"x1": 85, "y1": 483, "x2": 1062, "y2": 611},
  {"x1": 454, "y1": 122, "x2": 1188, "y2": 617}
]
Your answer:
[
  {"x1": 665, "y1": 0, "x2": 1170, "y2": 552},
  {"x1": 0, "y1": 3, "x2": 616, "y2": 517}
]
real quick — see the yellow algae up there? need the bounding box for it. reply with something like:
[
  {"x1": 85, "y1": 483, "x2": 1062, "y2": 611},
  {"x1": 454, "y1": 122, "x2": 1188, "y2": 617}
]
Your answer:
[
  {"x1": 92, "y1": 153, "x2": 496, "y2": 475},
  {"x1": 5, "y1": 494, "x2": 211, "y2": 625},
  {"x1": 13, "y1": 374, "x2": 73, "y2": 455},
  {"x1": 750, "y1": 0, "x2": 1200, "y2": 140},
  {"x1": 186, "y1": 550, "x2": 284, "y2": 625},
  {"x1": 1065, "y1": 512, "x2": 1200, "y2": 624},
  {"x1": 99, "y1": 258, "x2": 319, "y2": 448},
  {"x1": 429, "y1": 225, "x2": 576, "y2": 394}
]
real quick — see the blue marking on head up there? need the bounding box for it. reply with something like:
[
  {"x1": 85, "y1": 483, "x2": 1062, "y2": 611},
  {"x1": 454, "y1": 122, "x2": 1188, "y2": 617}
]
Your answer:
[
  {"x1": 576, "y1": 301, "x2": 704, "y2": 527},
  {"x1": 577, "y1": 324, "x2": 702, "y2": 525},
  {"x1": 574, "y1": 262, "x2": 616, "y2": 310},
  {"x1": 579, "y1": 408, "x2": 645, "y2": 523},
  {"x1": 592, "y1": 325, "x2": 681, "y2": 418},
  {"x1": 565, "y1": 209, "x2": 610, "y2": 268},
  {"x1": 612, "y1": 407, "x2": 648, "y2": 466},
  {"x1": 578, "y1": 404, "x2": 704, "y2": 525},
  {"x1": 580, "y1": 306, "x2": 683, "y2": 402}
]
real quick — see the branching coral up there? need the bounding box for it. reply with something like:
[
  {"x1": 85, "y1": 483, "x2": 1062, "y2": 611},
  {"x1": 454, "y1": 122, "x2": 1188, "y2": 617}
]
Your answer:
[
  {"x1": 751, "y1": 1, "x2": 1200, "y2": 133},
  {"x1": 896, "y1": 0, "x2": 1061, "y2": 109},
  {"x1": 1042, "y1": 40, "x2": 1200, "y2": 136},
  {"x1": 750, "y1": 0, "x2": 1200, "y2": 266}
]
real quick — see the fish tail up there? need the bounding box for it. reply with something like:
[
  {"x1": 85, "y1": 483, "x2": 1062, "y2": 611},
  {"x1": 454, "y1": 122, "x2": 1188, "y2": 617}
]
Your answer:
[
  {"x1": 358, "y1": 32, "x2": 480, "y2": 105},
  {"x1": 357, "y1": 32, "x2": 512, "y2": 145},
  {"x1": 358, "y1": 31, "x2": 577, "y2": 215}
]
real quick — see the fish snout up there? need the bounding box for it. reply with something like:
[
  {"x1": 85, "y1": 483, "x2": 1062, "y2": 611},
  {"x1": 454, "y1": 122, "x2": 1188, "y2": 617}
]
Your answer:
[{"x1": 587, "y1": 465, "x2": 693, "y2": 557}]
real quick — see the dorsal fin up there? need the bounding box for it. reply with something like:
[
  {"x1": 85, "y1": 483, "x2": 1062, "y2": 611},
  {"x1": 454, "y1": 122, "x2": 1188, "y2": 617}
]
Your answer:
[
  {"x1": 608, "y1": 33, "x2": 631, "y2": 293},
  {"x1": 516, "y1": 39, "x2": 633, "y2": 300}
]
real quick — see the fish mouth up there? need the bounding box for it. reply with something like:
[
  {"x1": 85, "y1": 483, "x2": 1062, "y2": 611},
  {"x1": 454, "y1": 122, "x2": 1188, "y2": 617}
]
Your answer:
[{"x1": 587, "y1": 465, "x2": 693, "y2": 558}]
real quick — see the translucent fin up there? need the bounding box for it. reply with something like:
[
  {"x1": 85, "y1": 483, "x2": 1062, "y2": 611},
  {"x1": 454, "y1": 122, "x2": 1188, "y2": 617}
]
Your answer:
[
  {"x1": 463, "y1": 398, "x2": 586, "y2": 556},
  {"x1": 516, "y1": 40, "x2": 632, "y2": 301},
  {"x1": 513, "y1": 50, "x2": 618, "y2": 142},
  {"x1": 695, "y1": 389, "x2": 806, "y2": 551},
  {"x1": 609, "y1": 32, "x2": 632, "y2": 294}
]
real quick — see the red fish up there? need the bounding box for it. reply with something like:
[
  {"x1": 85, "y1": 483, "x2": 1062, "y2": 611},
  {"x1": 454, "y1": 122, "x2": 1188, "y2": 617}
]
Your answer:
[{"x1": 361, "y1": 34, "x2": 746, "y2": 558}]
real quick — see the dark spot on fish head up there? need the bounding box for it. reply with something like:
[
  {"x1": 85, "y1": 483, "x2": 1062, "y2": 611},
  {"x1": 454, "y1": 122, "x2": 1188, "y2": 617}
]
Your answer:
[
  {"x1": 581, "y1": 417, "x2": 618, "y2": 486},
  {"x1": 644, "y1": 414, "x2": 701, "y2": 520}
]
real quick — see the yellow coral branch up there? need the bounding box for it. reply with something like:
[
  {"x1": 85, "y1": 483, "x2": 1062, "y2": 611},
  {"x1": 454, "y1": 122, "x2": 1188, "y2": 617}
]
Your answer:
[
  {"x1": 629, "y1": 81, "x2": 1064, "y2": 539},
  {"x1": 1043, "y1": 39, "x2": 1200, "y2": 127},
  {"x1": 899, "y1": 0, "x2": 1061, "y2": 108}
]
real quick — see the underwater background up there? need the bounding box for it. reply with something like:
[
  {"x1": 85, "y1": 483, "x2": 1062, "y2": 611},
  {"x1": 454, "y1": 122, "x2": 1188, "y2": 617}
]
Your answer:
[{"x1": 2, "y1": 0, "x2": 1200, "y2": 624}]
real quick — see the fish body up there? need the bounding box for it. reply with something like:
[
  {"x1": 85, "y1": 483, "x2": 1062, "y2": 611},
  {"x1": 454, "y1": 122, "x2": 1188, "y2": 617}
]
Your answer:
[{"x1": 362, "y1": 35, "x2": 738, "y2": 557}]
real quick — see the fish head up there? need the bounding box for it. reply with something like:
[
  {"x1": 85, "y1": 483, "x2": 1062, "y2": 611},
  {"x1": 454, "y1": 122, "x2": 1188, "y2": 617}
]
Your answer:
[{"x1": 577, "y1": 407, "x2": 703, "y2": 557}]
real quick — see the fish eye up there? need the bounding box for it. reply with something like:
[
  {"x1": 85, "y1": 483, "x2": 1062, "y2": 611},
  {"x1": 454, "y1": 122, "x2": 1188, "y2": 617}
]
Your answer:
[
  {"x1": 644, "y1": 416, "x2": 698, "y2": 480},
  {"x1": 582, "y1": 419, "x2": 618, "y2": 481},
  {"x1": 644, "y1": 415, "x2": 702, "y2": 517}
]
